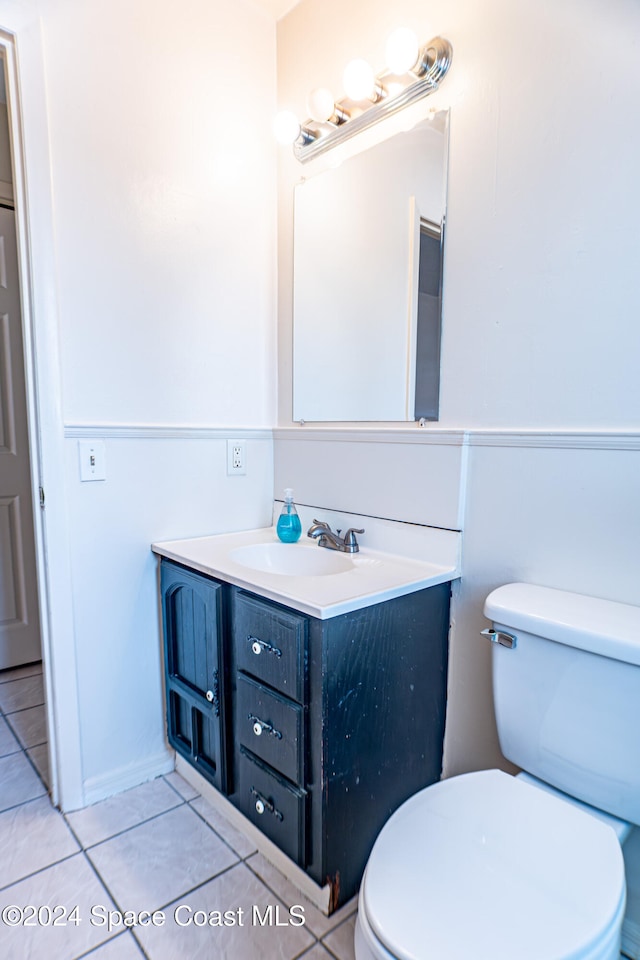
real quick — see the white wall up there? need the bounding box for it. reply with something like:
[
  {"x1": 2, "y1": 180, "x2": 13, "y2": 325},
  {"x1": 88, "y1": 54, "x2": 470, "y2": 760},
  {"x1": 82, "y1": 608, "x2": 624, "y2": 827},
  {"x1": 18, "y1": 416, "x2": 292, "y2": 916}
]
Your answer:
[
  {"x1": 275, "y1": 0, "x2": 640, "y2": 776},
  {"x1": 0, "y1": 0, "x2": 279, "y2": 807},
  {"x1": 274, "y1": 430, "x2": 466, "y2": 529},
  {"x1": 42, "y1": 0, "x2": 276, "y2": 427},
  {"x1": 44, "y1": 0, "x2": 277, "y2": 805}
]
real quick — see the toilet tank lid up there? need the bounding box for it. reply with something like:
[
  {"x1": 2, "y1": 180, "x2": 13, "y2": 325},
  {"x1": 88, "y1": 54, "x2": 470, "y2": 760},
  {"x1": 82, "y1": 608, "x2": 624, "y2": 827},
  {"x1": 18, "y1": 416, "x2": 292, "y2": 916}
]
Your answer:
[{"x1": 484, "y1": 582, "x2": 640, "y2": 666}]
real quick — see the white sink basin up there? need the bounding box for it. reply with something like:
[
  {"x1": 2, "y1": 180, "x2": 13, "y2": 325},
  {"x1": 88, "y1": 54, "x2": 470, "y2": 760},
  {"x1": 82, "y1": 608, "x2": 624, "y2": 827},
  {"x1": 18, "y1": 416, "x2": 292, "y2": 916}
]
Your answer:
[
  {"x1": 230, "y1": 542, "x2": 354, "y2": 577},
  {"x1": 152, "y1": 524, "x2": 459, "y2": 619}
]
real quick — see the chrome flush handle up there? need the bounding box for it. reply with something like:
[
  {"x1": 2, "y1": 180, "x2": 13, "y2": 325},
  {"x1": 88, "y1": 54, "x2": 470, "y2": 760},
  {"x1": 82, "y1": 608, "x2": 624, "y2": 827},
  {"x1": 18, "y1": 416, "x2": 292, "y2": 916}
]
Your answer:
[{"x1": 481, "y1": 627, "x2": 517, "y2": 649}]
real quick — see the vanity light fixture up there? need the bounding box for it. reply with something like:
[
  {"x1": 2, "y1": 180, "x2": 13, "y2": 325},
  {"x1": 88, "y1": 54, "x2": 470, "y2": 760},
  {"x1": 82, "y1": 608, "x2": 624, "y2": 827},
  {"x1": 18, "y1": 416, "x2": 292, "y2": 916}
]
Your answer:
[
  {"x1": 342, "y1": 58, "x2": 385, "y2": 104},
  {"x1": 273, "y1": 29, "x2": 452, "y2": 163},
  {"x1": 385, "y1": 27, "x2": 422, "y2": 75},
  {"x1": 306, "y1": 87, "x2": 350, "y2": 125},
  {"x1": 272, "y1": 109, "x2": 316, "y2": 146}
]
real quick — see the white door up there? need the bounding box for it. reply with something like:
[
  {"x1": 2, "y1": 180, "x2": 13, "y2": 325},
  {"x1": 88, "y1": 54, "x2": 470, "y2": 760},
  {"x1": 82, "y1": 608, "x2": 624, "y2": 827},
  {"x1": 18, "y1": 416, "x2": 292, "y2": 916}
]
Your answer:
[{"x1": 0, "y1": 204, "x2": 41, "y2": 668}]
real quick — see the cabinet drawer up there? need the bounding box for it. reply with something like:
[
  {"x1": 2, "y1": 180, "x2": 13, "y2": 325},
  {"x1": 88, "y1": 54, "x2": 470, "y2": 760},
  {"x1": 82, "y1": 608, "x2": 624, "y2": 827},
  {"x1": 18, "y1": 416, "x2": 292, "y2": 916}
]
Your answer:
[
  {"x1": 236, "y1": 675, "x2": 304, "y2": 785},
  {"x1": 237, "y1": 748, "x2": 306, "y2": 866},
  {"x1": 233, "y1": 591, "x2": 307, "y2": 702}
]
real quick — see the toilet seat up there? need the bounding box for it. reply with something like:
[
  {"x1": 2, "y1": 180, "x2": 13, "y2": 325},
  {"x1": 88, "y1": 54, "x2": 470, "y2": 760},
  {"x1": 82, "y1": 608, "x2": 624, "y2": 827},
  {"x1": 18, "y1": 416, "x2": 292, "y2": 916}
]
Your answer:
[{"x1": 360, "y1": 770, "x2": 626, "y2": 960}]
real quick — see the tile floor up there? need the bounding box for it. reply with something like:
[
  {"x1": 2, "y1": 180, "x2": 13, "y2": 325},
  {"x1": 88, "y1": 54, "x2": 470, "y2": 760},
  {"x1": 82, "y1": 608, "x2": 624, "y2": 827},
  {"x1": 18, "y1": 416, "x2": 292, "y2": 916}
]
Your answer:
[
  {"x1": 4, "y1": 662, "x2": 636, "y2": 960},
  {"x1": 0, "y1": 663, "x2": 357, "y2": 960}
]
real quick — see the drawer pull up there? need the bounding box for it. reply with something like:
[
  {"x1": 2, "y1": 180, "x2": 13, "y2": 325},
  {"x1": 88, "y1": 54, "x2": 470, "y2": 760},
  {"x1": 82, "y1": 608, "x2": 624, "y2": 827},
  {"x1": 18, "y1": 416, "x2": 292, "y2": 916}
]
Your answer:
[
  {"x1": 249, "y1": 636, "x2": 282, "y2": 659},
  {"x1": 248, "y1": 713, "x2": 283, "y2": 740},
  {"x1": 250, "y1": 786, "x2": 284, "y2": 821}
]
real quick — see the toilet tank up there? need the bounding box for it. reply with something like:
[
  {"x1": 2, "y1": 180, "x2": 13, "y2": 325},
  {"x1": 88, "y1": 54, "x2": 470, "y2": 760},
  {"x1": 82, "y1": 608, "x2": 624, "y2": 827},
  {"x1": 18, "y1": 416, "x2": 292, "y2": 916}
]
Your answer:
[{"x1": 484, "y1": 583, "x2": 640, "y2": 826}]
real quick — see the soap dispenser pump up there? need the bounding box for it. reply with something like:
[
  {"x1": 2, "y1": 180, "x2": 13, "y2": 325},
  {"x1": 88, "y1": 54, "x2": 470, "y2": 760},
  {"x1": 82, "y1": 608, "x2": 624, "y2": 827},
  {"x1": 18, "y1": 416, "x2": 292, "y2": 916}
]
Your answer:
[{"x1": 276, "y1": 488, "x2": 302, "y2": 543}]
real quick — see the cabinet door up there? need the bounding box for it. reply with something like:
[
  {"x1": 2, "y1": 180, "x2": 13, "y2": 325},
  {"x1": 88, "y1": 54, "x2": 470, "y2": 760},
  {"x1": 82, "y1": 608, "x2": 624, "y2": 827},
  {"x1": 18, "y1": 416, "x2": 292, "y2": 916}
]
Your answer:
[{"x1": 161, "y1": 561, "x2": 226, "y2": 791}]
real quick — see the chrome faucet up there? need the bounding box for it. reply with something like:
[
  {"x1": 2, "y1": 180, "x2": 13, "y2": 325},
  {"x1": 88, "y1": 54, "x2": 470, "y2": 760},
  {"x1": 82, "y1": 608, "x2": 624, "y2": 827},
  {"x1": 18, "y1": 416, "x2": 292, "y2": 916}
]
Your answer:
[{"x1": 307, "y1": 519, "x2": 364, "y2": 553}]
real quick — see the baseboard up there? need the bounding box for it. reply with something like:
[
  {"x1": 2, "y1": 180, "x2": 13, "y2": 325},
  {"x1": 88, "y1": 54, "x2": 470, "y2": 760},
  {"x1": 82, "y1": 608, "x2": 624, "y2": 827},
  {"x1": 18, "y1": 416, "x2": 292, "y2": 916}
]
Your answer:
[{"x1": 79, "y1": 749, "x2": 175, "y2": 809}]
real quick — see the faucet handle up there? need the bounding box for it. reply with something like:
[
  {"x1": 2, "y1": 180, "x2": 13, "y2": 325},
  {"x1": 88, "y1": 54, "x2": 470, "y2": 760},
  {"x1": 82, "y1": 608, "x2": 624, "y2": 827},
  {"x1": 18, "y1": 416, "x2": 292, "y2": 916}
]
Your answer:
[
  {"x1": 343, "y1": 528, "x2": 365, "y2": 550},
  {"x1": 307, "y1": 519, "x2": 331, "y2": 538}
]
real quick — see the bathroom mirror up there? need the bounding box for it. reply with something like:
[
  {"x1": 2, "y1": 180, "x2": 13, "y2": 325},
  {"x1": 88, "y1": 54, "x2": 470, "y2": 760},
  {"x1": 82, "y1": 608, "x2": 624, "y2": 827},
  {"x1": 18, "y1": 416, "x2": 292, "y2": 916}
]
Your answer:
[{"x1": 292, "y1": 110, "x2": 449, "y2": 422}]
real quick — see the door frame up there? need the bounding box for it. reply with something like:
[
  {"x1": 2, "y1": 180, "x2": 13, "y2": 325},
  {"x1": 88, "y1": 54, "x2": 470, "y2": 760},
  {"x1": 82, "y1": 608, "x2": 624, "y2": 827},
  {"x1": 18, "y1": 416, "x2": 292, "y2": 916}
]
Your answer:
[{"x1": 1, "y1": 20, "x2": 84, "y2": 810}]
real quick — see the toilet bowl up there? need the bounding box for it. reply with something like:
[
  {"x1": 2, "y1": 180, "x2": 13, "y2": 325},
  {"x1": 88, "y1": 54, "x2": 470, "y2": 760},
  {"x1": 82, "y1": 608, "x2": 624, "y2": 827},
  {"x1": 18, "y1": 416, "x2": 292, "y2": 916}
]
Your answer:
[
  {"x1": 355, "y1": 583, "x2": 640, "y2": 960},
  {"x1": 355, "y1": 770, "x2": 626, "y2": 960}
]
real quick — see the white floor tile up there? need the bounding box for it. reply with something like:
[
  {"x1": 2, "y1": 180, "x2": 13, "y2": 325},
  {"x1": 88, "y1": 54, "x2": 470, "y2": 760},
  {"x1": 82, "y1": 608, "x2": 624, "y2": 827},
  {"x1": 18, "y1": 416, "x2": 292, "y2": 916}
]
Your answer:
[
  {"x1": 81, "y1": 931, "x2": 145, "y2": 959},
  {"x1": 191, "y1": 796, "x2": 258, "y2": 859},
  {"x1": 246, "y1": 853, "x2": 357, "y2": 939},
  {"x1": 0, "y1": 795, "x2": 79, "y2": 889},
  {"x1": 66, "y1": 777, "x2": 183, "y2": 849},
  {"x1": 0, "y1": 675, "x2": 45, "y2": 715},
  {"x1": 0, "y1": 853, "x2": 119, "y2": 960},
  {"x1": 26, "y1": 744, "x2": 50, "y2": 788},
  {"x1": 0, "y1": 662, "x2": 42, "y2": 684},
  {"x1": 134, "y1": 861, "x2": 314, "y2": 960},
  {"x1": 163, "y1": 771, "x2": 200, "y2": 801},
  {"x1": 87, "y1": 804, "x2": 239, "y2": 915},
  {"x1": 0, "y1": 752, "x2": 46, "y2": 812},
  {"x1": 300, "y1": 945, "x2": 335, "y2": 960},
  {"x1": 322, "y1": 914, "x2": 357, "y2": 960},
  {"x1": 6, "y1": 704, "x2": 47, "y2": 749},
  {"x1": 0, "y1": 717, "x2": 21, "y2": 759}
]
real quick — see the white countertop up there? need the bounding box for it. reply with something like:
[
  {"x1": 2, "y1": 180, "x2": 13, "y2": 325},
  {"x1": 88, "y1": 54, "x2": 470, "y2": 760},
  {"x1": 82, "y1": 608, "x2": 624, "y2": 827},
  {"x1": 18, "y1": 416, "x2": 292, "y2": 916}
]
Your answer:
[{"x1": 152, "y1": 526, "x2": 459, "y2": 619}]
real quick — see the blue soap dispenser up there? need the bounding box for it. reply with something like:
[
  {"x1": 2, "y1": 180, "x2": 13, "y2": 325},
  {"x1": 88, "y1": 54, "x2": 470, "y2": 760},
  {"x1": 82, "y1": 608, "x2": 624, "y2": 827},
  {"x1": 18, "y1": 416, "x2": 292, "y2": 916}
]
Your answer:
[{"x1": 277, "y1": 488, "x2": 302, "y2": 543}]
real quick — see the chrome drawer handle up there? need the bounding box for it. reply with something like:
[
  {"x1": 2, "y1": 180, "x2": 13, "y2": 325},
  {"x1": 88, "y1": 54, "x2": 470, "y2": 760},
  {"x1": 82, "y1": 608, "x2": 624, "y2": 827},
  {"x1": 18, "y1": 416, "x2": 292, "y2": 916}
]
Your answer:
[
  {"x1": 250, "y1": 786, "x2": 283, "y2": 821},
  {"x1": 248, "y1": 635, "x2": 282, "y2": 658},
  {"x1": 248, "y1": 713, "x2": 282, "y2": 740}
]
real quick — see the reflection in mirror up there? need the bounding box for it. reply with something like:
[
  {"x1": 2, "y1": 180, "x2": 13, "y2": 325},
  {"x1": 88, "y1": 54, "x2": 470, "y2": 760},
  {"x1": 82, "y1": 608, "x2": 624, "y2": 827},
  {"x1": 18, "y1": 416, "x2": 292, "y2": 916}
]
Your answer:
[
  {"x1": 293, "y1": 110, "x2": 448, "y2": 422},
  {"x1": 415, "y1": 218, "x2": 443, "y2": 420}
]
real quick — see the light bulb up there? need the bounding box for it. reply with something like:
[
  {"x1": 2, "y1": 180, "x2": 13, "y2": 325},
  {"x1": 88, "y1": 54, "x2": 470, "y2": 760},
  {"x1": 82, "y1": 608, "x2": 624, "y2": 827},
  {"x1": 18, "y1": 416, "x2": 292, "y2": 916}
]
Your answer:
[
  {"x1": 385, "y1": 28, "x2": 420, "y2": 75},
  {"x1": 272, "y1": 110, "x2": 301, "y2": 145},
  {"x1": 343, "y1": 59, "x2": 377, "y2": 101},
  {"x1": 306, "y1": 87, "x2": 336, "y2": 123}
]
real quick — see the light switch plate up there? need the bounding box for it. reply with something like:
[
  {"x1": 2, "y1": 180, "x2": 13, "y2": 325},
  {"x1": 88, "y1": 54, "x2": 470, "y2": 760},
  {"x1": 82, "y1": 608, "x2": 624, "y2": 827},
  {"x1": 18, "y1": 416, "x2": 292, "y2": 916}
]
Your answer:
[{"x1": 78, "y1": 440, "x2": 107, "y2": 481}]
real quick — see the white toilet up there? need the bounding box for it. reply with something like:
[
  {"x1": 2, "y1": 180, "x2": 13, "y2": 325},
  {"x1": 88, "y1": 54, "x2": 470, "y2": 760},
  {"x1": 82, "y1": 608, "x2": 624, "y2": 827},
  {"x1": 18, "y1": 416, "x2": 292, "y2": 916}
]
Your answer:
[{"x1": 355, "y1": 582, "x2": 640, "y2": 960}]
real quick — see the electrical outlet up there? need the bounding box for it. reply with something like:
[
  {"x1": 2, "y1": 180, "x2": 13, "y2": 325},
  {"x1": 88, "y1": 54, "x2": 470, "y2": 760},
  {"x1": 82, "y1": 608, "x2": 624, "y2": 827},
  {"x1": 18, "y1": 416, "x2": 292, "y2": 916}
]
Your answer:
[{"x1": 227, "y1": 439, "x2": 246, "y2": 476}]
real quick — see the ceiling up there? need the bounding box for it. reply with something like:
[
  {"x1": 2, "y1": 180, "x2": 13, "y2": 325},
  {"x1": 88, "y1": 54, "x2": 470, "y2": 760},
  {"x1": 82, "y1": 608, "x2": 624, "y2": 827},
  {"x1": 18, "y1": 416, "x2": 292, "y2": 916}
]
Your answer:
[{"x1": 253, "y1": 0, "x2": 301, "y2": 19}]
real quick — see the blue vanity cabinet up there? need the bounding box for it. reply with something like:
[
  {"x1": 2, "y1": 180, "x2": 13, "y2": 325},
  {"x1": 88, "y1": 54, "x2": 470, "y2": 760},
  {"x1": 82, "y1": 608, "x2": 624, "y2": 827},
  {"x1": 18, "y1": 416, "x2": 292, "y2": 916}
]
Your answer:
[{"x1": 160, "y1": 560, "x2": 228, "y2": 792}]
